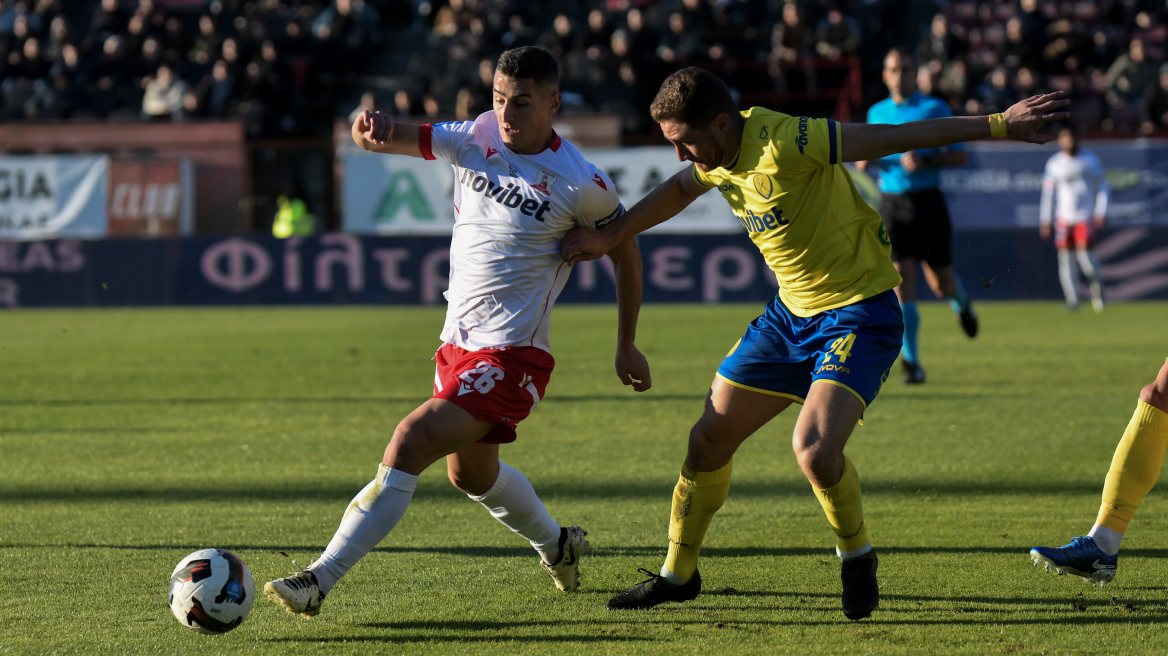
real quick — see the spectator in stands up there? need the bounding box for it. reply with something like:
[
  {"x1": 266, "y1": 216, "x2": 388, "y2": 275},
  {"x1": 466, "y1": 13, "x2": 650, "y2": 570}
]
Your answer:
[
  {"x1": 575, "y1": 8, "x2": 612, "y2": 54},
  {"x1": 976, "y1": 66, "x2": 1016, "y2": 115},
  {"x1": 535, "y1": 13, "x2": 573, "y2": 59},
  {"x1": 393, "y1": 88, "x2": 417, "y2": 118},
  {"x1": 768, "y1": 1, "x2": 816, "y2": 93},
  {"x1": 917, "y1": 13, "x2": 964, "y2": 67},
  {"x1": 189, "y1": 14, "x2": 223, "y2": 68},
  {"x1": 998, "y1": 17, "x2": 1037, "y2": 72},
  {"x1": 1106, "y1": 37, "x2": 1158, "y2": 107},
  {"x1": 205, "y1": 58, "x2": 235, "y2": 117},
  {"x1": 916, "y1": 63, "x2": 939, "y2": 98},
  {"x1": 142, "y1": 63, "x2": 187, "y2": 119},
  {"x1": 815, "y1": 7, "x2": 860, "y2": 60},
  {"x1": 658, "y1": 11, "x2": 700, "y2": 67},
  {"x1": 85, "y1": 0, "x2": 128, "y2": 52},
  {"x1": 1143, "y1": 64, "x2": 1168, "y2": 135}
]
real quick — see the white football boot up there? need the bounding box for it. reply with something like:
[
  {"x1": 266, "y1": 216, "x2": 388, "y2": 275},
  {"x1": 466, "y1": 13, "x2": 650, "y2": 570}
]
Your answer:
[
  {"x1": 264, "y1": 567, "x2": 326, "y2": 618},
  {"x1": 542, "y1": 526, "x2": 590, "y2": 592}
]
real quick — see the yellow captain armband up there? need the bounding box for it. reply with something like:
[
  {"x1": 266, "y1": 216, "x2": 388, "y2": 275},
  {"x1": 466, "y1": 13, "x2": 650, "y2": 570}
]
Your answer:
[{"x1": 989, "y1": 113, "x2": 1007, "y2": 138}]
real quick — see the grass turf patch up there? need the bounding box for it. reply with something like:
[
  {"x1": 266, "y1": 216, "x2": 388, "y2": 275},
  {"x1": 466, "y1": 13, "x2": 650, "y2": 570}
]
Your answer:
[{"x1": 2, "y1": 302, "x2": 1167, "y2": 654}]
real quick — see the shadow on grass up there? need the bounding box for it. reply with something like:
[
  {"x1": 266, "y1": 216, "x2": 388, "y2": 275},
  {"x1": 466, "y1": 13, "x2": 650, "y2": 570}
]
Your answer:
[
  {"x1": 0, "y1": 394, "x2": 706, "y2": 408},
  {"x1": 4, "y1": 542, "x2": 1168, "y2": 562},
  {"x1": 257, "y1": 633, "x2": 651, "y2": 645},
  {"x1": 0, "y1": 478, "x2": 1113, "y2": 502}
]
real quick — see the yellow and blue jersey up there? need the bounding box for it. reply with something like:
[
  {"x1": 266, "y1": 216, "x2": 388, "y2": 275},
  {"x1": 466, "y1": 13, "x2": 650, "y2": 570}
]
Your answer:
[{"x1": 692, "y1": 107, "x2": 902, "y2": 318}]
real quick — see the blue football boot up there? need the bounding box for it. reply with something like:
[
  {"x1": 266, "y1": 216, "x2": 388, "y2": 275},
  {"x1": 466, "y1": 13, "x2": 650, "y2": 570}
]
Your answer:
[{"x1": 1030, "y1": 536, "x2": 1117, "y2": 587}]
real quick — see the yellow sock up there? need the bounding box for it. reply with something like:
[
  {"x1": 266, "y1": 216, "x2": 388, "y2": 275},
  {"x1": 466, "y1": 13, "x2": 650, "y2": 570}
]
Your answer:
[
  {"x1": 1096, "y1": 400, "x2": 1168, "y2": 533},
  {"x1": 662, "y1": 461, "x2": 732, "y2": 582},
  {"x1": 811, "y1": 455, "x2": 870, "y2": 554}
]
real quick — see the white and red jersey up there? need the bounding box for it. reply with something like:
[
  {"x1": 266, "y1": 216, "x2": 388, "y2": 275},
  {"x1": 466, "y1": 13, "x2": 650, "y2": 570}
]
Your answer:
[
  {"x1": 420, "y1": 111, "x2": 622, "y2": 353},
  {"x1": 1040, "y1": 149, "x2": 1109, "y2": 226}
]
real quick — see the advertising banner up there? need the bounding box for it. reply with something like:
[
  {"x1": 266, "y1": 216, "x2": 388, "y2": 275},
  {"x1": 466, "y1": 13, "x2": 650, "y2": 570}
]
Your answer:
[
  {"x1": 3, "y1": 230, "x2": 1167, "y2": 308},
  {"x1": 0, "y1": 156, "x2": 108, "y2": 240},
  {"x1": 341, "y1": 148, "x2": 744, "y2": 235},
  {"x1": 932, "y1": 140, "x2": 1168, "y2": 230},
  {"x1": 343, "y1": 141, "x2": 1168, "y2": 235},
  {"x1": 108, "y1": 159, "x2": 194, "y2": 237}
]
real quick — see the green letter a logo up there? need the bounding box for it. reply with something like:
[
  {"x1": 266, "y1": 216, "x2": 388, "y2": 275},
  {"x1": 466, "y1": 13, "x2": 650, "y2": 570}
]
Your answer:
[{"x1": 374, "y1": 170, "x2": 436, "y2": 222}]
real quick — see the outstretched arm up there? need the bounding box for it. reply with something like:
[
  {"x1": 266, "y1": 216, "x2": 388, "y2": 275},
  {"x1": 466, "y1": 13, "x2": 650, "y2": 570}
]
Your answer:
[
  {"x1": 841, "y1": 91, "x2": 1071, "y2": 162},
  {"x1": 606, "y1": 236, "x2": 651, "y2": 392},
  {"x1": 560, "y1": 167, "x2": 709, "y2": 263},
  {"x1": 352, "y1": 109, "x2": 424, "y2": 157}
]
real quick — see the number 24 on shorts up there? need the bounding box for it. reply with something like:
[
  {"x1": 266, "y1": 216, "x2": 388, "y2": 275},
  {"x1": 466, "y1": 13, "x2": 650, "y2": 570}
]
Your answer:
[
  {"x1": 458, "y1": 362, "x2": 505, "y2": 396},
  {"x1": 823, "y1": 333, "x2": 856, "y2": 365}
]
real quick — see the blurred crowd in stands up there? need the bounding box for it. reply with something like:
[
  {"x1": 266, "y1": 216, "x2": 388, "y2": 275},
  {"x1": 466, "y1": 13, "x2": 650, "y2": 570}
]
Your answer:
[
  {"x1": 0, "y1": 0, "x2": 405, "y2": 136},
  {"x1": 2, "y1": 0, "x2": 1168, "y2": 138}
]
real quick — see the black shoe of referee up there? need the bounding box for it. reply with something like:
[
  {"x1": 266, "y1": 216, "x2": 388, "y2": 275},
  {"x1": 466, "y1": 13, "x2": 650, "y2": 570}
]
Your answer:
[{"x1": 957, "y1": 302, "x2": 979, "y2": 338}]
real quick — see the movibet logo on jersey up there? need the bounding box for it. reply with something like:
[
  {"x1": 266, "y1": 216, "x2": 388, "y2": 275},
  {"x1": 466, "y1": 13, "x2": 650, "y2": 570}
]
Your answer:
[
  {"x1": 796, "y1": 116, "x2": 810, "y2": 154},
  {"x1": 737, "y1": 206, "x2": 788, "y2": 233},
  {"x1": 459, "y1": 169, "x2": 554, "y2": 221}
]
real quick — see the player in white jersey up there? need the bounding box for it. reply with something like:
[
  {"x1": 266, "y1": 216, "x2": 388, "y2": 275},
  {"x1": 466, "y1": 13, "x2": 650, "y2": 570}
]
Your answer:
[
  {"x1": 263, "y1": 46, "x2": 651, "y2": 618},
  {"x1": 1040, "y1": 126, "x2": 1109, "y2": 312}
]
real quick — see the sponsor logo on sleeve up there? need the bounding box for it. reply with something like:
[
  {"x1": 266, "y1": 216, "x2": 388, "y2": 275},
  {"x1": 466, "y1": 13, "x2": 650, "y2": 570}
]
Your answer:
[
  {"x1": 486, "y1": 146, "x2": 499, "y2": 159},
  {"x1": 591, "y1": 173, "x2": 607, "y2": 190},
  {"x1": 759, "y1": 125, "x2": 769, "y2": 139},
  {"x1": 796, "y1": 116, "x2": 810, "y2": 154},
  {"x1": 595, "y1": 203, "x2": 624, "y2": 229}
]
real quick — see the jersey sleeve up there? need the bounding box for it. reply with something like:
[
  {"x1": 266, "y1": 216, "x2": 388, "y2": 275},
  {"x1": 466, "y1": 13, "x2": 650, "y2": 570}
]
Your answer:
[
  {"x1": 1039, "y1": 157, "x2": 1055, "y2": 225},
  {"x1": 574, "y1": 165, "x2": 624, "y2": 229},
  {"x1": 691, "y1": 162, "x2": 717, "y2": 189},
  {"x1": 420, "y1": 120, "x2": 475, "y2": 164},
  {"x1": 1088, "y1": 153, "x2": 1109, "y2": 217},
  {"x1": 774, "y1": 116, "x2": 843, "y2": 175}
]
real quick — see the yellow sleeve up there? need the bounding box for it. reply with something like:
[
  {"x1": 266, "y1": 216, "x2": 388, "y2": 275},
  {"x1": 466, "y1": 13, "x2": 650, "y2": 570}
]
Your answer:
[
  {"x1": 774, "y1": 116, "x2": 843, "y2": 176},
  {"x1": 691, "y1": 163, "x2": 717, "y2": 188}
]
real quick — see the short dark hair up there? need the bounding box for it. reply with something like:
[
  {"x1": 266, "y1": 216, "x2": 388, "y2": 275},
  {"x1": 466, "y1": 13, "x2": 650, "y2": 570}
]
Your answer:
[
  {"x1": 650, "y1": 67, "x2": 738, "y2": 127},
  {"x1": 884, "y1": 46, "x2": 914, "y2": 68},
  {"x1": 496, "y1": 46, "x2": 559, "y2": 88}
]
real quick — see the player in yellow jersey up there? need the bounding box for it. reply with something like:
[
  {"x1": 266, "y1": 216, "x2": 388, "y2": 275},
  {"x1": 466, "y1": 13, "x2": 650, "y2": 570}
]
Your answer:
[
  {"x1": 560, "y1": 67, "x2": 1068, "y2": 620},
  {"x1": 1030, "y1": 359, "x2": 1168, "y2": 586}
]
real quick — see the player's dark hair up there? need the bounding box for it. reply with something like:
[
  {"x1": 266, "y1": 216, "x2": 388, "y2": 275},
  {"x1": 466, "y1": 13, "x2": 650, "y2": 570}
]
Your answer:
[
  {"x1": 884, "y1": 46, "x2": 915, "y2": 69},
  {"x1": 650, "y1": 67, "x2": 738, "y2": 127},
  {"x1": 496, "y1": 46, "x2": 559, "y2": 89}
]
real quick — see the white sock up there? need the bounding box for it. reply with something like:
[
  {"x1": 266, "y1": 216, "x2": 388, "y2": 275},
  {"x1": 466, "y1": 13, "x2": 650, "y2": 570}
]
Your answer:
[
  {"x1": 659, "y1": 566, "x2": 686, "y2": 585},
  {"x1": 469, "y1": 461, "x2": 562, "y2": 564},
  {"x1": 309, "y1": 464, "x2": 419, "y2": 595},
  {"x1": 837, "y1": 543, "x2": 873, "y2": 560},
  {"x1": 1087, "y1": 524, "x2": 1123, "y2": 556},
  {"x1": 1057, "y1": 250, "x2": 1079, "y2": 306}
]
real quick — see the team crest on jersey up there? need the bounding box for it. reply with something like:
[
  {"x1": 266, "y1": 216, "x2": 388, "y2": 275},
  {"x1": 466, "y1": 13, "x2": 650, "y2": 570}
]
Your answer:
[
  {"x1": 531, "y1": 170, "x2": 558, "y2": 196},
  {"x1": 753, "y1": 174, "x2": 774, "y2": 200}
]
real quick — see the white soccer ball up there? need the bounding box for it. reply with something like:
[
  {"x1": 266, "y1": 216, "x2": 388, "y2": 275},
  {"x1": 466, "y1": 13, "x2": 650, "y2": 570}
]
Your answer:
[{"x1": 168, "y1": 548, "x2": 255, "y2": 634}]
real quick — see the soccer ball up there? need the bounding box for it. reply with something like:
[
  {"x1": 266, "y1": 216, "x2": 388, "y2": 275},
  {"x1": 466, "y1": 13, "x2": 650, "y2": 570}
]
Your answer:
[{"x1": 168, "y1": 549, "x2": 255, "y2": 634}]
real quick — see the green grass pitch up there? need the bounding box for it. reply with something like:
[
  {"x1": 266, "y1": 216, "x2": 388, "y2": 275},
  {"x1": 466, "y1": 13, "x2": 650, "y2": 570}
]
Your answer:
[{"x1": 2, "y1": 302, "x2": 1167, "y2": 655}]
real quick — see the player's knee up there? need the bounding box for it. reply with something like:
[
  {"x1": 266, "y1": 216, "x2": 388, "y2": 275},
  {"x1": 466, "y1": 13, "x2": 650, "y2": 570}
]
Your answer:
[
  {"x1": 1139, "y1": 382, "x2": 1168, "y2": 413},
  {"x1": 792, "y1": 432, "x2": 835, "y2": 479},
  {"x1": 384, "y1": 418, "x2": 430, "y2": 467}
]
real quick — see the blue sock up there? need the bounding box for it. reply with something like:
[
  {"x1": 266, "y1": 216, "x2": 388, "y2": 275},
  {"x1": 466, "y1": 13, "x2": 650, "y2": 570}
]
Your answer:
[
  {"x1": 900, "y1": 301, "x2": 920, "y2": 366},
  {"x1": 948, "y1": 274, "x2": 969, "y2": 314}
]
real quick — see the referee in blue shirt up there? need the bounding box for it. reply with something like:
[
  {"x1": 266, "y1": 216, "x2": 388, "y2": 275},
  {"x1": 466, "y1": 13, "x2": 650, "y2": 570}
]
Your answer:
[{"x1": 857, "y1": 47, "x2": 978, "y2": 384}]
